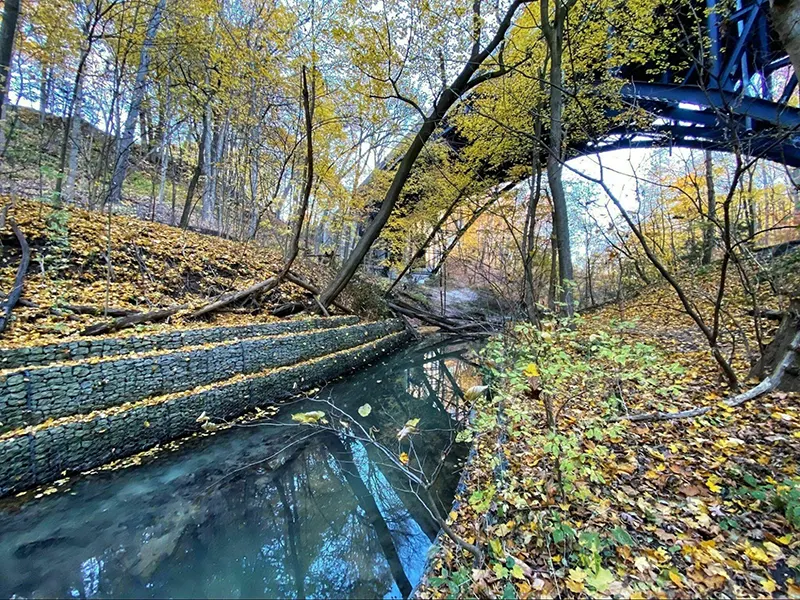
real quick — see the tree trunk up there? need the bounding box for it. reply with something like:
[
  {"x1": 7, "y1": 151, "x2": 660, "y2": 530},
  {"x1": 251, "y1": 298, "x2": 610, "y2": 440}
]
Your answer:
[
  {"x1": 0, "y1": 0, "x2": 20, "y2": 113},
  {"x1": 180, "y1": 123, "x2": 208, "y2": 228},
  {"x1": 702, "y1": 149, "x2": 716, "y2": 265},
  {"x1": 771, "y1": 0, "x2": 800, "y2": 78},
  {"x1": 200, "y1": 102, "x2": 214, "y2": 223},
  {"x1": 105, "y1": 0, "x2": 166, "y2": 206},
  {"x1": 542, "y1": 0, "x2": 575, "y2": 317},
  {"x1": 64, "y1": 79, "x2": 83, "y2": 203}
]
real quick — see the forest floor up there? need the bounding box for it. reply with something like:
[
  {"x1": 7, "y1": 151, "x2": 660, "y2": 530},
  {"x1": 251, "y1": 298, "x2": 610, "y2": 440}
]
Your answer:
[
  {"x1": 0, "y1": 197, "x2": 380, "y2": 348},
  {"x1": 420, "y1": 260, "x2": 800, "y2": 599}
]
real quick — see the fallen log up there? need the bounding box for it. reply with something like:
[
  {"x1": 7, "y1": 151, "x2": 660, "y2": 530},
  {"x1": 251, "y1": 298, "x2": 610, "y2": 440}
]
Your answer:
[
  {"x1": 81, "y1": 305, "x2": 187, "y2": 336},
  {"x1": 188, "y1": 277, "x2": 279, "y2": 319},
  {"x1": 0, "y1": 219, "x2": 30, "y2": 334},
  {"x1": 17, "y1": 298, "x2": 137, "y2": 318},
  {"x1": 387, "y1": 301, "x2": 492, "y2": 336},
  {"x1": 746, "y1": 308, "x2": 785, "y2": 321},
  {"x1": 271, "y1": 301, "x2": 307, "y2": 317}
]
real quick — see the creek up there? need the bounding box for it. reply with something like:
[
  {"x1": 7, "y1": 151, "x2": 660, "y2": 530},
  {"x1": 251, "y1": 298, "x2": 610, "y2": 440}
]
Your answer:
[{"x1": 0, "y1": 336, "x2": 482, "y2": 599}]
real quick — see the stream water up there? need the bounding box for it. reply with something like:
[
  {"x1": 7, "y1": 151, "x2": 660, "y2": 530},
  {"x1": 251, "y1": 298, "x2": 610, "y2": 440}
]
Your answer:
[{"x1": 0, "y1": 337, "x2": 482, "y2": 599}]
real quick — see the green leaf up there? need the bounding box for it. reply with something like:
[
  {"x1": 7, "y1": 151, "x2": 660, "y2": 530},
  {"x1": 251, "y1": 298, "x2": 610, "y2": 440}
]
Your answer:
[
  {"x1": 489, "y1": 538, "x2": 503, "y2": 557},
  {"x1": 357, "y1": 403, "x2": 372, "y2": 417},
  {"x1": 611, "y1": 526, "x2": 634, "y2": 546},
  {"x1": 492, "y1": 562, "x2": 509, "y2": 579},
  {"x1": 502, "y1": 581, "x2": 517, "y2": 599}
]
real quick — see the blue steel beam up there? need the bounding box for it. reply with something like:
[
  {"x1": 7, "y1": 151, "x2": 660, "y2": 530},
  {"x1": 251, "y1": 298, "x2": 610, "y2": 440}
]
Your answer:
[{"x1": 620, "y1": 82, "x2": 800, "y2": 129}]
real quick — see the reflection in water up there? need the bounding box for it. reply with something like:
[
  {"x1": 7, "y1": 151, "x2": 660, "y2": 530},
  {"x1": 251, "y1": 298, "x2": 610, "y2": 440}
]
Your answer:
[{"x1": 0, "y1": 337, "x2": 480, "y2": 599}]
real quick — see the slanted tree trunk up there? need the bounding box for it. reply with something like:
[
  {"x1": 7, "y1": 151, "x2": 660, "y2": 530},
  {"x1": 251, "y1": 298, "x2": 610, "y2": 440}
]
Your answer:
[
  {"x1": 0, "y1": 219, "x2": 30, "y2": 334},
  {"x1": 105, "y1": 0, "x2": 166, "y2": 206},
  {"x1": 317, "y1": 0, "x2": 532, "y2": 308},
  {"x1": 180, "y1": 124, "x2": 207, "y2": 228},
  {"x1": 750, "y1": 299, "x2": 800, "y2": 390}
]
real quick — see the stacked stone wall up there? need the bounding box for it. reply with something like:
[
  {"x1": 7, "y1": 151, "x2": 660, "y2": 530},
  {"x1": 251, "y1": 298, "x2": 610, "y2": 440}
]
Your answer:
[
  {"x1": 0, "y1": 319, "x2": 401, "y2": 431},
  {"x1": 0, "y1": 329, "x2": 411, "y2": 495},
  {"x1": 0, "y1": 315, "x2": 358, "y2": 370}
]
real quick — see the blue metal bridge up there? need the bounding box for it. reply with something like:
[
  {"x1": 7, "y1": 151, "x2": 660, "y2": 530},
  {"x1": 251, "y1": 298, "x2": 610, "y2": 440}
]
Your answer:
[{"x1": 445, "y1": 0, "x2": 800, "y2": 168}]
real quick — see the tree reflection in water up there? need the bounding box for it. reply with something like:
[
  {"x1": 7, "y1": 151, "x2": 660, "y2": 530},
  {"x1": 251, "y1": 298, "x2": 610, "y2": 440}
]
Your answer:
[{"x1": 0, "y1": 337, "x2": 480, "y2": 599}]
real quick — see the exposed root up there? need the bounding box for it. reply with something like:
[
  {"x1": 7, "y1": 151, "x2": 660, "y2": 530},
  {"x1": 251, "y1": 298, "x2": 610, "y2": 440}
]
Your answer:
[{"x1": 618, "y1": 330, "x2": 800, "y2": 422}]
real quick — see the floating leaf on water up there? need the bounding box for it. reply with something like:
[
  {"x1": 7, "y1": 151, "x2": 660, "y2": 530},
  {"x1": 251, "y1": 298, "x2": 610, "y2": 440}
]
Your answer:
[
  {"x1": 358, "y1": 403, "x2": 372, "y2": 417},
  {"x1": 291, "y1": 411, "x2": 326, "y2": 425}
]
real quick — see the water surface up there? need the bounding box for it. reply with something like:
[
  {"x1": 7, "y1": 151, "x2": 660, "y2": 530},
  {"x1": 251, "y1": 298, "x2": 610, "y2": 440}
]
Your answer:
[{"x1": 0, "y1": 337, "x2": 481, "y2": 599}]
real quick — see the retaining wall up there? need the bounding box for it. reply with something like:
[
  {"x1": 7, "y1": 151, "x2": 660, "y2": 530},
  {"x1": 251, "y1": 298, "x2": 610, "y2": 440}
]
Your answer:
[
  {"x1": 0, "y1": 329, "x2": 411, "y2": 495},
  {"x1": 0, "y1": 315, "x2": 359, "y2": 370},
  {"x1": 0, "y1": 319, "x2": 402, "y2": 431}
]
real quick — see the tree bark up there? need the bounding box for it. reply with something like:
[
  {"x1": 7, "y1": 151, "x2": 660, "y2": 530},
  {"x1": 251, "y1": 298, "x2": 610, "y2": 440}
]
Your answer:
[
  {"x1": 0, "y1": 0, "x2": 20, "y2": 113},
  {"x1": 64, "y1": 79, "x2": 84, "y2": 203},
  {"x1": 180, "y1": 125, "x2": 206, "y2": 228},
  {"x1": 81, "y1": 305, "x2": 185, "y2": 336},
  {"x1": 542, "y1": 0, "x2": 575, "y2": 317},
  {"x1": 771, "y1": 0, "x2": 800, "y2": 79},
  {"x1": 702, "y1": 150, "x2": 716, "y2": 265}
]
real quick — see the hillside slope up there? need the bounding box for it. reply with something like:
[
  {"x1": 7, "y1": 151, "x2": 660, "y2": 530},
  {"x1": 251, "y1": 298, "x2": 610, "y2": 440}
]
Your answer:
[{"x1": 0, "y1": 198, "x2": 367, "y2": 347}]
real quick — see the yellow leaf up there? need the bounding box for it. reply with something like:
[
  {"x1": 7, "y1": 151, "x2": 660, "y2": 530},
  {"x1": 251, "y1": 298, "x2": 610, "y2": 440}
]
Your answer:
[
  {"x1": 523, "y1": 363, "x2": 540, "y2": 377},
  {"x1": 761, "y1": 578, "x2": 777, "y2": 593},
  {"x1": 565, "y1": 579, "x2": 585, "y2": 593},
  {"x1": 668, "y1": 571, "x2": 683, "y2": 587},
  {"x1": 706, "y1": 475, "x2": 722, "y2": 493},
  {"x1": 745, "y1": 544, "x2": 770, "y2": 564},
  {"x1": 568, "y1": 568, "x2": 587, "y2": 583},
  {"x1": 399, "y1": 452, "x2": 409, "y2": 465}
]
